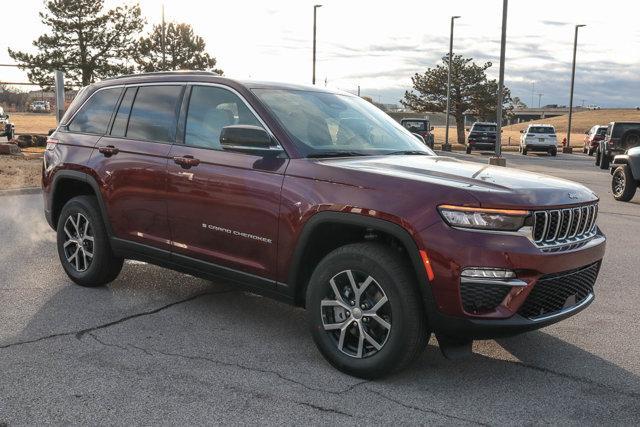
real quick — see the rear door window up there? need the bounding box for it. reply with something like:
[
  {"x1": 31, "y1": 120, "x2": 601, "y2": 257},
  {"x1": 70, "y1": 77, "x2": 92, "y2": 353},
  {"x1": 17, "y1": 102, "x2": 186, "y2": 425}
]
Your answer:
[
  {"x1": 126, "y1": 85, "x2": 183, "y2": 143},
  {"x1": 68, "y1": 87, "x2": 122, "y2": 134}
]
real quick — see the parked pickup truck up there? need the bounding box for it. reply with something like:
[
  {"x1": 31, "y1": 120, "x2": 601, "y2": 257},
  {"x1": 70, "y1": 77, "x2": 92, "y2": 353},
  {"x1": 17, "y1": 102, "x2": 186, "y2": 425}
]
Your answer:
[
  {"x1": 0, "y1": 107, "x2": 15, "y2": 141},
  {"x1": 43, "y1": 72, "x2": 606, "y2": 378}
]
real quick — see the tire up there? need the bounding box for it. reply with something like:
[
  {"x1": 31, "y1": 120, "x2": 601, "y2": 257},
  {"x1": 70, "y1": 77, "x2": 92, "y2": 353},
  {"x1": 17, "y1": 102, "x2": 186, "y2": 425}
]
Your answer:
[
  {"x1": 549, "y1": 146, "x2": 557, "y2": 156},
  {"x1": 583, "y1": 146, "x2": 587, "y2": 154},
  {"x1": 599, "y1": 151, "x2": 610, "y2": 169},
  {"x1": 587, "y1": 147, "x2": 594, "y2": 156},
  {"x1": 612, "y1": 165, "x2": 637, "y2": 202},
  {"x1": 306, "y1": 242, "x2": 428, "y2": 379},
  {"x1": 56, "y1": 195, "x2": 123, "y2": 287},
  {"x1": 595, "y1": 149, "x2": 601, "y2": 166},
  {"x1": 521, "y1": 146, "x2": 528, "y2": 155},
  {"x1": 466, "y1": 146, "x2": 471, "y2": 154}
]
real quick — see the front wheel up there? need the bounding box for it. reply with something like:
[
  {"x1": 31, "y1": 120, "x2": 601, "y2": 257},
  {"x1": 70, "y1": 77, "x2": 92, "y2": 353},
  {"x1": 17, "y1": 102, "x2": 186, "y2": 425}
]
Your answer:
[
  {"x1": 521, "y1": 146, "x2": 528, "y2": 155},
  {"x1": 306, "y1": 242, "x2": 428, "y2": 379},
  {"x1": 465, "y1": 146, "x2": 471, "y2": 154},
  {"x1": 56, "y1": 195, "x2": 124, "y2": 287},
  {"x1": 612, "y1": 165, "x2": 637, "y2": 201}
]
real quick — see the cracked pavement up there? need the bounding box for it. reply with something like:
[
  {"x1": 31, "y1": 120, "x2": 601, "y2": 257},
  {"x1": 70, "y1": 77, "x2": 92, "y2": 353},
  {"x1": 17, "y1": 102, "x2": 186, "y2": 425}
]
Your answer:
[{"x1": 1, "y1": 152, "x2": 639, "y2": 424}]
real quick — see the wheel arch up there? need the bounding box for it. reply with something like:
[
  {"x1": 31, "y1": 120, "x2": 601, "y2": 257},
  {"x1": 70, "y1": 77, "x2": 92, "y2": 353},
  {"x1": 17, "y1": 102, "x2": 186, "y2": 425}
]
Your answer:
[
  {"x1": 50, "y1": 171, "x2": 111, "y2": 234},
  {"x1": 287, "y1": 211, "x2": 433, "y2": 311}
]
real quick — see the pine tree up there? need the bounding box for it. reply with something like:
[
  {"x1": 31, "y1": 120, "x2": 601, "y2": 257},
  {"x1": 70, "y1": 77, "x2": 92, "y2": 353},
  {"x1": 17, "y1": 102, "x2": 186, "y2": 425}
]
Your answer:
[
  {"x1": 8, "y1": 0, "x2": 144, "y2": 87},
  {"x1": 135, "y1": 23, "x2": 223, "y2": 74}
]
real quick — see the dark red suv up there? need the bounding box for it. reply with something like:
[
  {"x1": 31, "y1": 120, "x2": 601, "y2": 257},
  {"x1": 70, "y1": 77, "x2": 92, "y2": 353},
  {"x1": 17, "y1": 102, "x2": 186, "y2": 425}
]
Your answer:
[{"x1": 43, "y1": 72, "x2": 606, "y2": 378}]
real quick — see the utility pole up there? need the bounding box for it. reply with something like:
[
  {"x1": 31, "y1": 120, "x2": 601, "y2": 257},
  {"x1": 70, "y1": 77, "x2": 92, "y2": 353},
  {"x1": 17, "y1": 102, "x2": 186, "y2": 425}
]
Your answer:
[
  {"x1": 357, "y1": 85, "x2": 360, "y2": 96},
  {"x1": 443, "y1": 15, "x2": 460, "y2": 152},
  {"x1": 538, "y1": 93, "x2": 543, "y2": 108},
  {"x1": 565, "y1": 24, "x2": 586, "y2": 154},
  {"x1": 161, "y1": 4, "x2": 166, "y2": 70},
  {"x1": 490, "y1": 0, "x2": 508, "y2": 166},
  {"x1": 531, "y1": 81, "x2": 535, "y2": 107},
  {"x1": 312, "y1": 5, "x2": 322, "y2": 85}
]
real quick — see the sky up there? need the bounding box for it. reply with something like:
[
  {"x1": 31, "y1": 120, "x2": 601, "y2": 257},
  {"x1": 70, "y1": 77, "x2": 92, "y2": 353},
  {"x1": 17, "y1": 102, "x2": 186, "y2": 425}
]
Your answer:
[{"x1": 1, "y1": 0, "x2": 639, "y2": 107}]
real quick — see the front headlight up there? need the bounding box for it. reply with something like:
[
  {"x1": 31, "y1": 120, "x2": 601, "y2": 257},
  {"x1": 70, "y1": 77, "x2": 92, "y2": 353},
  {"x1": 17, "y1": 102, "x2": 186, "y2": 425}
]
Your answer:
[{"x1": 438, "y1": 205, "x2": 530, "y2": 231}]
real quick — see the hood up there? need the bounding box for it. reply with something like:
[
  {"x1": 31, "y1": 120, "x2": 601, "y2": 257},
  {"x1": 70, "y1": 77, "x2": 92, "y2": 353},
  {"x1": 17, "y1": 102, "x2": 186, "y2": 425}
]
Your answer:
[{"x1": 318, "y1": 155, "x2": 598, "y2": 209}]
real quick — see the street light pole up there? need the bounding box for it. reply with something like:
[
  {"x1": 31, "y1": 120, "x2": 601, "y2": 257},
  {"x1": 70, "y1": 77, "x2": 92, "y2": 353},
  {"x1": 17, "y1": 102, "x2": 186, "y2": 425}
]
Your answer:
[
  {"x1": 565, "y1": 24, "x2": 586, "y2": 154},
  {"x1": 490, "y1": 0, "x2": 508, "y2": 166},
  {"x1": 443, "y1": 15, "x2": 460, "y2": 152},
  {"x1": 312, "y1": 5, "x2": 322, "y2": 85}
]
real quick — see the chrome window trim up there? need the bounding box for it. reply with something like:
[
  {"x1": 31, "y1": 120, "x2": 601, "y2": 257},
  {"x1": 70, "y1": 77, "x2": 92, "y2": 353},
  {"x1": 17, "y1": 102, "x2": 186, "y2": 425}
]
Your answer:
[{"x1": 63, "y1": 81, "x2": 285, "y2": 153}]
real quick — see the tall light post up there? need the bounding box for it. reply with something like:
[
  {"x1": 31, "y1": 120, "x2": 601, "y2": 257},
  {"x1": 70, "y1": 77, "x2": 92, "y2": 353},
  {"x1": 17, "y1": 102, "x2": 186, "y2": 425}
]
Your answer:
[
  {"x1": 565, "y1": 24, "x2": 586, "y2": 154},
  {"x1": 490, "y1": 0, "x2": 508, "y2": 166},
  {"x1": 312, "y1": 4, "x2": 323, "y2": 85},
  {"x1": 443, "y1": 15, "x2": 460, "y2": 152}
]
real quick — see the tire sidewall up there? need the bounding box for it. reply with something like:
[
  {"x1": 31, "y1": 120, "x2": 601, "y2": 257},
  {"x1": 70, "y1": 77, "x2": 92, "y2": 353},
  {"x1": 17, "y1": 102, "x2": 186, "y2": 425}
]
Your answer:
[
  {"x1": 306, "y1": 248, "x2": 419, "y2": 377},
  {"x1": 56, "y1": 197, "x2": 108, "y2": 284}
]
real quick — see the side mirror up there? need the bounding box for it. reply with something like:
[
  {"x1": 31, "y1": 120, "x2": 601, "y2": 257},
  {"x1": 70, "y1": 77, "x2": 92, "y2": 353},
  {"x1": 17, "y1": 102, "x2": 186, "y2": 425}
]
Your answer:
[
  {"x1": 412, "y1": 133, "x2": 426, "y2": 144},
  {"x1": 220, "y1": 125, "x2": 282, "y2": 155},
  {"x1": 520, "y1": 129, "x2": 524, "y2": 133},
  {"x1": 585, "y1": 130, "x2": 589, "y2": 134},
  {"x1": 465, "y1": 128, "x2": 470, "y2": 132},
  {"x1": 48, "y1": 128, "x2": 56, "y2": 136},
  {"x1": 430, "y1": 126, "x2": 434, "y2": 131},
  {"x1": 4, "y1": 114, "x2": 9, "y2": 120}
]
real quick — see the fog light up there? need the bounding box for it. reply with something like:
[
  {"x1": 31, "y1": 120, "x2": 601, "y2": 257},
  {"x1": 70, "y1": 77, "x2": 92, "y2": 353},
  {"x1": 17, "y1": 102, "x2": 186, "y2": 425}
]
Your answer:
[{"x1": 461, "y1": 268, "x2": 516, "y2": 279}]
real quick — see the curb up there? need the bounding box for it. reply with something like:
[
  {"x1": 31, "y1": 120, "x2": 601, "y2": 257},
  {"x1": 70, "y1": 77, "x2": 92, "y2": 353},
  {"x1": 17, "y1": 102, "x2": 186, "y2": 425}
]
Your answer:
[{"x1": 0, "y1": 187, "x2": 42, "y2": 197}]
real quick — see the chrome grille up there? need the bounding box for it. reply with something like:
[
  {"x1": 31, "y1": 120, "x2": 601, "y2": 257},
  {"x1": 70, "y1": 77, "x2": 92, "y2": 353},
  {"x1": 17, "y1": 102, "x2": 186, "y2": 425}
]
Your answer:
[{"x1": 532, "y1": 203, "x2": 598, "y2": 250}]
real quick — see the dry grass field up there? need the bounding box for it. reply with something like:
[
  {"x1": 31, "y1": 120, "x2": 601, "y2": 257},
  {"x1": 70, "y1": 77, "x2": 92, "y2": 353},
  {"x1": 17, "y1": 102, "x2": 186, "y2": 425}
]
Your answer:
[
  {"x1": 10, "y1": 112, "x2": 57, "y2": 135},
  {"x1": 433, "y1": 109, "x2": 640, "y2": 147}
]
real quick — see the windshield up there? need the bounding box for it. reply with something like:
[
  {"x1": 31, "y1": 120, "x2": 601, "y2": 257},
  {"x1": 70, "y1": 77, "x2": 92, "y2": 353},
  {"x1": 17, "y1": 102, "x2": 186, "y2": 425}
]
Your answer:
[
  {"x1": 471, "y1": 124, "x2": 496, "y2": 132},
  {"x1": 528, "y1": 126, "x2": 555, "y2": 134},
  {"x1": 402, "y1": 120, "x2": 427, "y2": 132},
  {"x1": 253, "y1": 89, "x2": 434, "y2": 157}
]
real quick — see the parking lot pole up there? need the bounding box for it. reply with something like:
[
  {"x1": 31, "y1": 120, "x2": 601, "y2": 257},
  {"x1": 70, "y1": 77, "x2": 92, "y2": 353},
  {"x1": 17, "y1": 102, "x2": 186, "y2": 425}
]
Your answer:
[
  {"x1": 54, "y1": 70, "x2": 64, "y2": 124},
  {"x1": 312, "y1": 5, "x2": 322, "y2": 85},
  {"x1": 443, "y1": 15, "x2": 460, "y2": 152},
  {"x1": 490, "y1": 0, "x2": 508, "y2": 167},
  {"x1": 565, "y1": 24, "x2": 586, "y2": 154}
]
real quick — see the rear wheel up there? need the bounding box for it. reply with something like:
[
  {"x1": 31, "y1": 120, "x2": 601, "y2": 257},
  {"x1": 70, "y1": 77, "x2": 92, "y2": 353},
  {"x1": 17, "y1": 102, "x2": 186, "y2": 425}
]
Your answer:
[
  {"x1": 56, "y1": 196, "x2": 123, "y2": 287},
  {"x1": 306, "y1": 242, "x2": 428, "y2": 379},
  {"x1": 466, "y1": 146, "x2": 471, "y2": 154},
  {"x1": 549, "y1": 146, "x2": 557, "y2": 156},
  {"x1": 612, "y1": 165, "x2": 637, "y2": 201},
  {"x1": 521, "y1": 145, "x2": 528, "y2": 155}
]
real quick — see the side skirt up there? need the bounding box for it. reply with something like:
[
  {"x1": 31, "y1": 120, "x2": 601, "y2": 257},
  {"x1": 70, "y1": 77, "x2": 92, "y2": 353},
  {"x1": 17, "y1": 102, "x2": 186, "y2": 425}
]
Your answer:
[{"x1": 110, "y1": 237, "x2": 294, "y2": 305}]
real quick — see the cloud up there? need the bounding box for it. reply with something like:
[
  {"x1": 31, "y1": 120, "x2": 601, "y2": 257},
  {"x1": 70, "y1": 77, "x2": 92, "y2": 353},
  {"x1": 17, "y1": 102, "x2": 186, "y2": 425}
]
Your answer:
[{"x1": 541, "y1": 20, "x2": 570, "y2": 26}]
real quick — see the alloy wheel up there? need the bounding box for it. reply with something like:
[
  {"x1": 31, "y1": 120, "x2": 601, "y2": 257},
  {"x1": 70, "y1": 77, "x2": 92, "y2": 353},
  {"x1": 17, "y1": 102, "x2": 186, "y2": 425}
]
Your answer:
[
  {"x1": 613, "y1": 170, "x2": 626, "y2": 197},
  {"x1": 62, "y1": 213, "x2": 94, "y2": 272},
  {"x1": 320, "y1": 269, "x2": 391, "y2": 358}
]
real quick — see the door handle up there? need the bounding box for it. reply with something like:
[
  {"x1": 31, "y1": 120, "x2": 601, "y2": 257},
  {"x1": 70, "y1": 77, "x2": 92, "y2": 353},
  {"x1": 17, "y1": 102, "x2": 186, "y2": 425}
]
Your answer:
[
  {"x1": 173, "y1": 155, "x2": 200, "y2": 169},
  {"x1": 98, "y1": 145, "x2": 119, "y2": 156}
]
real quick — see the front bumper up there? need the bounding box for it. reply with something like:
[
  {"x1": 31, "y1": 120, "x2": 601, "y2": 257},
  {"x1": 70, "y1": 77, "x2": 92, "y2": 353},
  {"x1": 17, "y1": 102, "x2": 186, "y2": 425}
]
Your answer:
[{"x1": 418, "y1": 221, "x2": 606, "y2": 339}]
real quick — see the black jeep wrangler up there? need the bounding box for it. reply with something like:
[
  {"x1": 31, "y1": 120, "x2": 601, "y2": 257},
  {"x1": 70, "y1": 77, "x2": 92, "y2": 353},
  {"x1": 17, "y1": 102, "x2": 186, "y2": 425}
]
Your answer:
[
  {"x1": 596, "y1": 122, "x2": 640, "y2": 169},
  {"x1": 611, "y1": 146, "x2": 640, "y2": 201}
]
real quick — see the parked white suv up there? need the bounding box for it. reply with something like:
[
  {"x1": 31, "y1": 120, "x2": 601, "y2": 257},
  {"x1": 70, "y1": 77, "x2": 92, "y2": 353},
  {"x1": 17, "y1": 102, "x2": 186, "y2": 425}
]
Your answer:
[{"x1": 520, "y1": 124, "x2": 558, "y2": 156}]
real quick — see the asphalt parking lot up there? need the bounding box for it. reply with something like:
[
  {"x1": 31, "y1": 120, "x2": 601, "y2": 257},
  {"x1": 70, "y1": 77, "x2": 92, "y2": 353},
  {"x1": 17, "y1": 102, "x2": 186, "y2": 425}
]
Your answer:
[{"x1": 1, "y1": 151, "x2": 639, "y2": 424}]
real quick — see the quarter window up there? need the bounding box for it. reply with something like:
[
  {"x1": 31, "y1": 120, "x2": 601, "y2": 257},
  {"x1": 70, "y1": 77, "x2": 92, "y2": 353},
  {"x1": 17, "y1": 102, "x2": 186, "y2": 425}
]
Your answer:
[
  {"x1": 126, "y1": 85, "x2": 183, "y2": 143},
  {"x1": 68, "y1": 87, "x2": 122, "y2": 134},
  {"x1": 185, "y1": 85, "x2": 263, "y2": 149}
]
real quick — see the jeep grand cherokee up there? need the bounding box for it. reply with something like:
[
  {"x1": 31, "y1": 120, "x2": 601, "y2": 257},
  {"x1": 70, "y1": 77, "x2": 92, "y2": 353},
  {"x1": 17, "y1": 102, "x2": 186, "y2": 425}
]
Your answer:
[{"x1": 43, "y1": 72, "x2": 606, "y2": 379}]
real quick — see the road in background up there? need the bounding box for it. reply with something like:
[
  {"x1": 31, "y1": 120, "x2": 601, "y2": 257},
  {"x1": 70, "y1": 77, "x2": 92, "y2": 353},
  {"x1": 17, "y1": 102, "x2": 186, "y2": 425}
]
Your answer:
[{"x1": 1, "y1": 152, "x2": 639, "y2": 424}]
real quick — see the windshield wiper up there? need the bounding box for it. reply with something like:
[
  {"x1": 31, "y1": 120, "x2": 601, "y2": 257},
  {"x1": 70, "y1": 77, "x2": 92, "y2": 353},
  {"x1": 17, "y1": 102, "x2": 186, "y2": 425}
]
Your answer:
[
  {"x1": 307, "y1": 151, "x2": 369, "y2": 158},
  {"x1": 387, "y1": 150, "x2": 431, "y2": 156}
]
